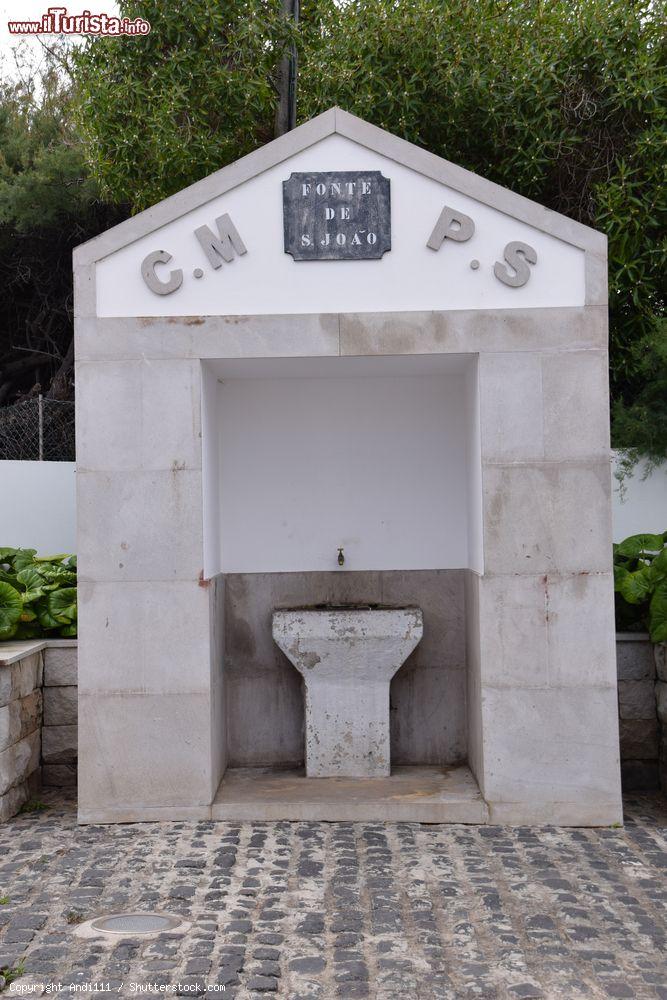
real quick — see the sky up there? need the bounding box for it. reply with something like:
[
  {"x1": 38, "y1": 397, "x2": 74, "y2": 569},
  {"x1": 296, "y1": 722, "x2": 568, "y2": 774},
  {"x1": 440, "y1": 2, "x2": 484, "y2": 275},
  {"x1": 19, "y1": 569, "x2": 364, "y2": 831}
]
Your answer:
[{"x1": 0, "y1": 0, "x2": 121, "y2": 70}]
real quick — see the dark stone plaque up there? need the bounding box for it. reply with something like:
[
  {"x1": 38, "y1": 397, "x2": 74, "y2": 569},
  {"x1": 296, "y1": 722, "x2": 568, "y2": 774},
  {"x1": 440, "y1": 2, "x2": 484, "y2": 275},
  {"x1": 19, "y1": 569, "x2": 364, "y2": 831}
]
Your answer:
[{"x1": 283, "y1": 171, "x2": 391, "y2": 261}]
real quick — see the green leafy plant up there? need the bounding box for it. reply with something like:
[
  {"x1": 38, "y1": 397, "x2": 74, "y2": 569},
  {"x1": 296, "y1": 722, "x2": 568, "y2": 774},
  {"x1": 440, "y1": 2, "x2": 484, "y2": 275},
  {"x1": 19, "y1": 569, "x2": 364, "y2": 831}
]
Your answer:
[
  {"x1": 613, "y1": 532, "x2": 667, "y2": 642},
  {"x1": 17, "y1": 799, "x2": 48, "y2": 814},
  {"x1": 613, "y1": 320, "x2": 667, "y2": 481},
  {"x1": 0, "y1": 549, "x2": 76, "y2": 641},
  {"x1": 0, "y1": 962, "x2": 26, "y2": 989}
]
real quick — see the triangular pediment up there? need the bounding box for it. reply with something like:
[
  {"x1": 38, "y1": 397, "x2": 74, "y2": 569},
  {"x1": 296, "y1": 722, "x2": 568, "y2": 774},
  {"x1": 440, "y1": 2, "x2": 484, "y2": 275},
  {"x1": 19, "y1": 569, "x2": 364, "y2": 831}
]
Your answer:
[{"x1": 76, "y1": 108, "x2": 604, "y2": 317}]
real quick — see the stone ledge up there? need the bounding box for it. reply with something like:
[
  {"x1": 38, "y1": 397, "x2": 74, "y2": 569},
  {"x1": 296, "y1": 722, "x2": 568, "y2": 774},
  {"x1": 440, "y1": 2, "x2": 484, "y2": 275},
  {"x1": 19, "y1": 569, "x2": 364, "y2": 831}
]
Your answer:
[
  {"x1": 212, "y1": 765, "x2": 488, "y2": 824},
  {"x1": 0, "y1": 640, "x2": 46, "y2": 667}
]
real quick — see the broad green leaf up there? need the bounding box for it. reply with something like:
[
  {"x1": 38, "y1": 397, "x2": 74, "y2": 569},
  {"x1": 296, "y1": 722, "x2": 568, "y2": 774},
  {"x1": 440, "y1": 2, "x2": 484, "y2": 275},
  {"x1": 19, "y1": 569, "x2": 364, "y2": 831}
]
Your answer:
[
  {"x1": 22, "y1": 590, "x2": 44, "y2": 604},
  {"x1": 649, "y1": 581, "x2": 667, "y2": 644},
  {"x1": 12, "y1": 549, "x2": 37, "y2": 572},
  {"x1": 16, "y1": 567, "x2": 46, "y2": 597},
  {"x1": 0, "y1": 581, "x2": 23, "y2": 639},
  {"x1": 59, "y1": 623, "x2": 77, "y2": 638},
  {"x1": 617, "y1": 565, "x2": 655, "y2": 605},
  {"x1": 616, "y1": 534, "x2": 665, "y2": 559},
  {"x1": 38, "y1": 565, "x2": 76, "y2": 585},
  {"x1": 35, "y1": 599, "x2": 63, "y2": 631},
  {"x1": 47, "y1": 587, "x2": 77, "y2": 623},
  {"x1": 650, "y1": 547, "x2": 667, "y2": 576}
]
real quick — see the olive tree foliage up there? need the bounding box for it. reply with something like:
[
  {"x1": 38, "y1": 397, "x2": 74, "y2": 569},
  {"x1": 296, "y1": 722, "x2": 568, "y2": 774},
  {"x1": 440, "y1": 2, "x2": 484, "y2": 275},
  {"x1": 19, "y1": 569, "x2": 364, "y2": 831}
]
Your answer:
[
  {"x1": 298, "y1": 0, "x2": 666, "y2": 457},
  {"x1": 74, "y1": 0, "x2": 297, "y2": 211},
  {"x1": 72, "y1": 0, "x2": 665, "y2": 456}
]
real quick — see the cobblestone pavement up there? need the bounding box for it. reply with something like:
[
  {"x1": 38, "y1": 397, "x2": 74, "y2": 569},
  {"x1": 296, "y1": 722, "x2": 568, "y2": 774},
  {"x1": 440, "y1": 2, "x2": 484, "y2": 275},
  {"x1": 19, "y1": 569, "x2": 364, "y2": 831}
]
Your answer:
[{"x1": 0, "y1": 792, "x2": 666, "y2": 1000}]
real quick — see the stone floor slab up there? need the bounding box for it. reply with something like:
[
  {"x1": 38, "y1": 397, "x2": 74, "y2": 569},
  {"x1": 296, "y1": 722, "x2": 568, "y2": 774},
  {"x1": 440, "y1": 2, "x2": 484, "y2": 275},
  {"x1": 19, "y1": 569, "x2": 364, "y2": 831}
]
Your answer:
[{"x1": 211, "y1": 765, "x2": 488, "y2": 823}]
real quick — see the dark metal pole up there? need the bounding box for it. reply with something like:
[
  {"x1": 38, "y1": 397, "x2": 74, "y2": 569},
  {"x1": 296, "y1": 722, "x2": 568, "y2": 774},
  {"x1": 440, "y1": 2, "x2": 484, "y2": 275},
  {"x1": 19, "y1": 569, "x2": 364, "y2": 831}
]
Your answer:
[{"x1": 275, "y1": 0, "x2": 299, "y2": 137}]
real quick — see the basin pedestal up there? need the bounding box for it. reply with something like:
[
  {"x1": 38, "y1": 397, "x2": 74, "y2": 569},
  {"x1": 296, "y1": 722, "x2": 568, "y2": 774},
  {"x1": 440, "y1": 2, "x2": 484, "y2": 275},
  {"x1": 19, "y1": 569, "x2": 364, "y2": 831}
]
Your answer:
[{"x1": 272, "y1": 608, "x2": 423, "y2": 778}]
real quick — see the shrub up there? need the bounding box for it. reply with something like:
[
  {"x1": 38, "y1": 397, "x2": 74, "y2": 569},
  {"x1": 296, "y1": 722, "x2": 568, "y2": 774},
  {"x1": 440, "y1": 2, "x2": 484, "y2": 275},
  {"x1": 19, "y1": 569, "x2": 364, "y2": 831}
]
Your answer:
[
  {"x1": 0, "y1": 548, "x2": 76, "y2": 640},
  {"x1": 613, "y1": 533, "x2": 667, "y2": 642}
]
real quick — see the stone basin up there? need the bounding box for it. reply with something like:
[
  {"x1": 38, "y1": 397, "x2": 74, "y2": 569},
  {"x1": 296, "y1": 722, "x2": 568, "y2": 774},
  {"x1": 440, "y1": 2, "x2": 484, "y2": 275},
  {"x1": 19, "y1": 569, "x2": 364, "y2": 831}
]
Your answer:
[{"x1": 272, "y1": 606, "x2": 423, "y2": 778}]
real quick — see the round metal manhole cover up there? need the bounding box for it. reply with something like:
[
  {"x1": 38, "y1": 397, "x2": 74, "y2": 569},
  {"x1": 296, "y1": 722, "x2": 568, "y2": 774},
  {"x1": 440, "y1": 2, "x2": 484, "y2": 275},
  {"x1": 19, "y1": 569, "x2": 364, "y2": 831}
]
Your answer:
[{"x1": 90, "y1": 913, "x2": 182, "y2": 935}]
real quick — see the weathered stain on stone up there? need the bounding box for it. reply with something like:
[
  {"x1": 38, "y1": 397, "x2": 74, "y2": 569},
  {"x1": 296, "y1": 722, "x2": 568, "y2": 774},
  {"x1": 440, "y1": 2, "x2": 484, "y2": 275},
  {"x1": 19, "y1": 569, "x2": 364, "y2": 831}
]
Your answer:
[
  {"x1": 167, "y1": 315, "x2": 205, "y2": 326},
  {"x1": 301, "y1": 652, "x2": 321, "y2": 670}
]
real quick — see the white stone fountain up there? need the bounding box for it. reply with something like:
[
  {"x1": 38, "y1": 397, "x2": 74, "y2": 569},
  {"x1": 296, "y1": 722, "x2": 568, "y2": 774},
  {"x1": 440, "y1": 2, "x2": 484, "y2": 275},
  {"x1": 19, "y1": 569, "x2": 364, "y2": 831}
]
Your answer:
[{"x1": 272, "y1": 606, "x2": 423, "y2": 778}]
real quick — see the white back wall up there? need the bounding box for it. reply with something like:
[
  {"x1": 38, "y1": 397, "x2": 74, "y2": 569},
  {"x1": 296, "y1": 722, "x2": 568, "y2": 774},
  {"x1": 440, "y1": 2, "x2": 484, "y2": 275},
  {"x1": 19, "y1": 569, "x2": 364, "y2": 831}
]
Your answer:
[
  {"x1": 0, "y1": 461, "x2": 76, "y2": 554},
  {"x1": 209, "y1": 355, "x2": 478, "y2": 574},
  {"x1": 465, "y1": 362, "x2": 483, "y2": 575},
  {"x1": 202, "y1": 365, "x2": 223, "y2": 579},
  {"x1": 96, "y1": 133, "x2": 585, "y2": 317}
]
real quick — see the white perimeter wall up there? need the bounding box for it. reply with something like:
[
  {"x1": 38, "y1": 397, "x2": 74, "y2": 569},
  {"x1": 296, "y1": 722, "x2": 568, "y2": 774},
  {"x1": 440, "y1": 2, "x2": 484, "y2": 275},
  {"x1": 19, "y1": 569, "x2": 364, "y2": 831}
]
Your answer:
[
  {"x1": 612, "y1": 456, "x2": 667, "y2": 541},
  {"x1": 0, "y1": 461, "x2": 76, "y2": 554},
  {"x1": 210, "y1": 356, "x2": 479, "y2": 574}
]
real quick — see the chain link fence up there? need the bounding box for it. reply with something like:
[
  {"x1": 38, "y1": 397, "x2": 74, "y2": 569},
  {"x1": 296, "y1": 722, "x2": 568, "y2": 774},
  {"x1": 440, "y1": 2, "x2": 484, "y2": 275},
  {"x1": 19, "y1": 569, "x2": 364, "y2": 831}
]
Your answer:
[{"x1": 0, "y1": 396, "x2": 75, "y2": 461}]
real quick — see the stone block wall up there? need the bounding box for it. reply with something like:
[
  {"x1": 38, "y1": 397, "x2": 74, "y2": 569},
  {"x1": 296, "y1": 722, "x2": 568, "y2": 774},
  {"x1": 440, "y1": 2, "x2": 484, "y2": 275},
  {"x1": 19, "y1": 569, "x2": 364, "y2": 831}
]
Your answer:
[
  {"x1": 616, "y1": 635, "x2": 662, "y2": 791},
  {"x1": 42, "y1": 643, "x2": 78, "y2": 788},
  {"x1": 38, "y1": 635, "x2": 665, "y2": 798},
  {"x1": 0, "y1": 643, "x2": 43, "y2": 821},
  {"x1": 2, "y1": 635, "x2": 666, "y2": 814},
  {"x1": 655, "y1": 644, "x2": 667, "y2": 793}
]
